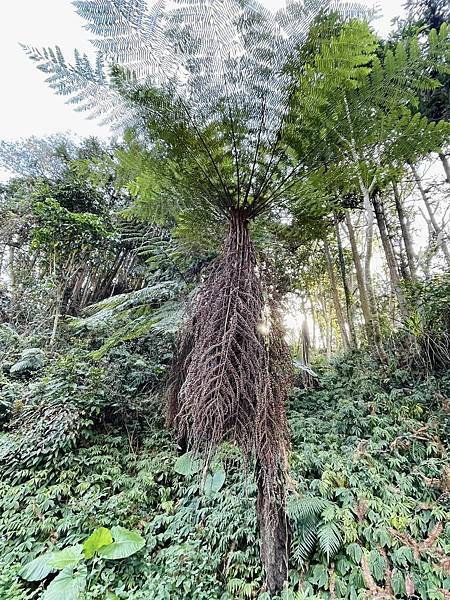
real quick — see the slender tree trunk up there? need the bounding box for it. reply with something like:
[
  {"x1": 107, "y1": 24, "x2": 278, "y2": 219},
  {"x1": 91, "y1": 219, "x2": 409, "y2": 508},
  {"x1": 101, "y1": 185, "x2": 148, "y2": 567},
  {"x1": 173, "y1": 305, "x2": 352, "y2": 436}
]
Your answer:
[
  {"x1": 299, "y1": 296, "x2": 311, "y2": 366},
  {"x1": 439, "y1": 152, "x2": 450, "y2": 184},
  {"x1": 0, "y1": 244, "x2": 5, "y2": 278},
  {"x1": 307, "y1": 292, "x2": 317, "y2": 348},
  {"x1": 50, "y1": 288, "x2": 63, "y2": 347},
  {"x1": 345, "y1": 211, "x2": 385, "y2": 359},
  {"x1": 410, "y1": 163, "x2": 450, "y2": 264},
  {"x1": 357, "y1": 184, "x2": 383, "y2": 346},
  {"x1": 9, "y1": 245, "x2": 16, "y2": 289},
  {"x1": 393, "y1": 182, "x2": 417, "y2": 279},
  {"x1": 334, "y1": 215, "x2": 357, "y2": 348},
  {"x1": 323, "y1": 238, "x2": 350, "y2": 350},
  {"x1": 383, "y1": 198, "x2": 409, "y2": 281},
  {"x1": 317, "y1": 279, "x2": 331, "y2": 357},
  {"x1": 342, "y1": 96, "x2": 384, "y2": 346},
  {"x1": 372, "y1": 195, "x2": 408, "y2": 320}
]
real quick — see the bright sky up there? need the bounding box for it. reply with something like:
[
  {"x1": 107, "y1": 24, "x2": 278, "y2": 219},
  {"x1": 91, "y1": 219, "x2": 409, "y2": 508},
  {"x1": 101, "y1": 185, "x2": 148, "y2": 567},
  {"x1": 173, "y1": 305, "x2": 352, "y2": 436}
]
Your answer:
[{"x1": 0, "y1": 0, "x2": 405, "y2": 143}]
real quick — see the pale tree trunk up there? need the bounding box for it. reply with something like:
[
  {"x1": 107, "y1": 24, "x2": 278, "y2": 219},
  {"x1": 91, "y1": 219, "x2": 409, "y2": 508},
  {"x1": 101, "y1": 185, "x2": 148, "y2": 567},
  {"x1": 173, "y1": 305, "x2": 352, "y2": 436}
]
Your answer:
[
  {"x1": 342, "y1": 95, "x2": 383, "y2": 347},
  {"x1": 382, "y1": 198, "x2": 409, "y2": 280},
  {"x1": 334, "y1": 215, "x2": 357, "y2": 348},
  {"x1": 307, "y1": 291, "x2": 317, "y2": 348},
  {"x1": 9, "y1": 245, "x2": 16, "y2": 290},
  {"x1": 439, "y1": 152, "x2": 450, "y2": 184},
  {"x1": 392, "y1": 182, "x2": 417, "y2": 279},
  {"x1": 410, "y1": 163, "x2": 450, "y2": 265},
  {"x1": 299, "y1": 295, "x2": 311, "y2": 365},
  {"x1": 0, "y1": 244, "x2": 5, "y2": 277},
  {"x1": 398, "y1": 246, "x2": 411, "y2": 281},
  {"x1": 345, "y1": 211, "x2": 385, "y2": 359},
  {"x1": 372, "y1": 195, "x2": 408, "y2": 321},
  {"x1": 356, "y1": 180, "x2": 383, "y2": 345},
  {"x1": 50, "y1": 288, "x2": 63, "y2": 347},
  {"x1": 318, "y1": 280, "x2": 332, "y2": 358},
  {"x1": 323, "y1": 238, "x2": 350, "y2": 351}
]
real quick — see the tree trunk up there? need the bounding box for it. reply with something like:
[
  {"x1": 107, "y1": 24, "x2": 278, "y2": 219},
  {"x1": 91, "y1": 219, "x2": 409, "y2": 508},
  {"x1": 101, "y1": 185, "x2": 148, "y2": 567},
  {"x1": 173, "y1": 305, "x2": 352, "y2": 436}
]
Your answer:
[
  {"x1": 334, "y1": 215, "x2": 357, "y2": 348},
  {"x1": 257, "y1": 471, "x2": 289, "y2": 596},
  {"x1": 323, "y1": 238, "x2": 350, "y2": 350},
  {"x1": 307, "y1": 292, "x2": 317, "y2": 347},
  {"x1": 392, "y1": 182, "x2": 417, "y2": 279},
  {"x1": 50, "y1": 288, "x2": 63, "y2": 347},
  {"x1": 410, "y1": 163, "x2": 450, "y2": 265},
  {"x1": 439, "y1": 152, "x2": 450, "y2": 184},
  {"x1": 359, "y1": 188, "x2": 383, "y2": 344},
  {"x1": 372, "y1": 195, "x2": 408, "y2": 320},
  {"x1": 345, "y1": 211, "x2": 385, "y2": 359}
]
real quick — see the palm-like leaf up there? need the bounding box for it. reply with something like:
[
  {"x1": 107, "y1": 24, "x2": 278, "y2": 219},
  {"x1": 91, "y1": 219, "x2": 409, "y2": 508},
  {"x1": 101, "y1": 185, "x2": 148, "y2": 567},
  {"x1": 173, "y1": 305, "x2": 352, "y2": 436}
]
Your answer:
[{"x1": 24, "y1": 0, "x2": 369, "y2": 216}]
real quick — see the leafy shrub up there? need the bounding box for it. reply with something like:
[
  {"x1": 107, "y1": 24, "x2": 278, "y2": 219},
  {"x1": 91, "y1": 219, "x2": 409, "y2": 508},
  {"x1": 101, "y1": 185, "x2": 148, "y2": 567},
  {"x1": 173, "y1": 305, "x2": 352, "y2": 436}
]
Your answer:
[{"x1": 19, "y1": 526, "x2": 145, "y2": 599}]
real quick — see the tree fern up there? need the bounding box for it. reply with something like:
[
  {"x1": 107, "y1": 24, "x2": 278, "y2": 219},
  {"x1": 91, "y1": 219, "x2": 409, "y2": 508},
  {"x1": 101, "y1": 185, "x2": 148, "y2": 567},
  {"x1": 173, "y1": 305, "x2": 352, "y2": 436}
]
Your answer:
[{"x1": 24, "y1": 1, "x2": 372, "y2": 207}]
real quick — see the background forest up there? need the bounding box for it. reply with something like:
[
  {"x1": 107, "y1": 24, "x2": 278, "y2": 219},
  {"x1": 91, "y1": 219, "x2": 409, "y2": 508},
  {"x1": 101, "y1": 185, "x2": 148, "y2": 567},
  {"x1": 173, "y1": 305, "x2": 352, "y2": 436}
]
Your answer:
[{"x1": 0, "y1": 0, "x2": 449, "y2": 598}]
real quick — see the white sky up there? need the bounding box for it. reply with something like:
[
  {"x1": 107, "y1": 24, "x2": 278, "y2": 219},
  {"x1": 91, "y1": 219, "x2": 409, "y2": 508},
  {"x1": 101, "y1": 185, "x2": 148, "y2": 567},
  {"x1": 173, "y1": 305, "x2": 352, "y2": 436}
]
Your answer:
[{"x1": 0, "y1": 0, "x2": 405, "y2": 142}]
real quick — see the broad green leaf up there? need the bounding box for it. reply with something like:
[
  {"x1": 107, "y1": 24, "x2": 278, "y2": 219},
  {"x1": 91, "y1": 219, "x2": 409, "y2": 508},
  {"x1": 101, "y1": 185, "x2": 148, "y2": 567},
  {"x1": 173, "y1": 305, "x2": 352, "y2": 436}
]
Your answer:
[
  {"x1": 98, "y1": 526, "x2": 145, "y2": 560},
  {"x1": 83, "y1": 527, "x2": 113, "y2": 559},
  {"x1": 19, "y1": 554, "x2": 56, "y2": 581},
  {"x1": 203, "y1": 466, "x2": 226, "y2": 494},
  {"x1": 47, "y1": 545, "x2": 83, "y2": 570},
  {"x1": 346, "y1": 542, "x2": 362, "y2": 564},
  {"x1": 174, "y1": 452, "x2": 201, "y2": 476},
  {"x1": 392, "y1": 569, "x2": 405, "y2": 597},
  {"x1": 368, "y1": 549, "x2": 385, "y2": 582},
  {"x1": 43, "y1": 566, "x2": 87, "y2": 600}
]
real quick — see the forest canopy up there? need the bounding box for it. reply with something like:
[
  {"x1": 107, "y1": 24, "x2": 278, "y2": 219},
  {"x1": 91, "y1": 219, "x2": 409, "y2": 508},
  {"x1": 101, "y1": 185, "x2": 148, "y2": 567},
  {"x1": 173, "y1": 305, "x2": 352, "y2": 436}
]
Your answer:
[{"x1": 0, "y1": 0, "x2": 449, "y2": 599}]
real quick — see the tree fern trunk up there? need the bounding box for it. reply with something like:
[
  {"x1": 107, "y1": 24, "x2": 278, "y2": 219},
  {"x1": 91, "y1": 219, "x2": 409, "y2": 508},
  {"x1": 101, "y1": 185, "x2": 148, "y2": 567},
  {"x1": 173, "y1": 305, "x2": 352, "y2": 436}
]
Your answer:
[
  {"x1": 257, "y1": 468, "x2": 289, "y2": 595},
  {"x1": 167, "y1": 208, "x2": 291, "y2": 594}
]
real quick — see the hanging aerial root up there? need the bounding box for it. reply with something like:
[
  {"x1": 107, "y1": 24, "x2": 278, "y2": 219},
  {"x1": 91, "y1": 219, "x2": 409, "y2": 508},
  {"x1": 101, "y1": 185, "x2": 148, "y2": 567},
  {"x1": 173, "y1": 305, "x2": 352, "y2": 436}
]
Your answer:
[{"x1": 166, "y1": 208, "x2": 292, "y2": 593}]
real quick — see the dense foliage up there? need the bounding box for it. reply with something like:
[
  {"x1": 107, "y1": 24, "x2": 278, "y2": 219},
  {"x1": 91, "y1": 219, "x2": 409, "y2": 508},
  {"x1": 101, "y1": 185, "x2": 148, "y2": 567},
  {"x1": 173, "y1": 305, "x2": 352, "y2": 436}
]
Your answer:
[{"x1": 1, "y1": 319, "x2": 449, "y2": 598}]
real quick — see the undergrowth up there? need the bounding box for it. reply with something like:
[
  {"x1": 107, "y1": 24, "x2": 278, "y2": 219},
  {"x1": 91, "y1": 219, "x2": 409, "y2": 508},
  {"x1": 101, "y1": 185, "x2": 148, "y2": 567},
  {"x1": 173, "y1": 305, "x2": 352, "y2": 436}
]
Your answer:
[{"x1": 0, "y1": 333, "x2": 449, "y2": 599}]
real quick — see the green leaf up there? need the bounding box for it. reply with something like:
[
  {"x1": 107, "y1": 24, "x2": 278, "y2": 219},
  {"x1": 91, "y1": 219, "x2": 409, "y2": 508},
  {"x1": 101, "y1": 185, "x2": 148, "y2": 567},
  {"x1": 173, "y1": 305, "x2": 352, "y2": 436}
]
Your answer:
[
  {"x1": 174, "y1": 452, "x2": 202, "y2": 476},
  {"x1": 391, "y1": 569, "x2": 405, "y2": 597},
  {"x1": 346, "y1": 542, "x2": 362, "y2": 564},
  {"x1": 97, "y1": 526, "x2": 145, "y2": 560},
  {"x1": 83, "y1": 527, "x2": 113, "y2": 559},
  {"x1": 19, "y1": 554, "x2": 56, "y2": 581},
  {"x1": 47, "y1": 545, "x2": 83, "y2": 570},
  {"x1": 203, "y1": 466, "x2": 226, "y2": 494},
  {"x1": 368, "y1": 549, "x2": 385, "y2": 582},
  {"x1": 42, "y1": 566, "x2": 87, "y2": 600},
  {"x1": 317, "y1": 521, "x2": 343, "y2": 562}
]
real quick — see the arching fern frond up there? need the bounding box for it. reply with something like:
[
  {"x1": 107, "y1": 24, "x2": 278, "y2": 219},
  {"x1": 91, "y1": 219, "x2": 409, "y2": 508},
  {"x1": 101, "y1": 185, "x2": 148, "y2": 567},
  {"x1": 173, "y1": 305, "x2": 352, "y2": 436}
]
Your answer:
[
  {"x1": 21, "y1": 44, "x2": 132, "y2": 127},
  {"x1": 73, "y1": 279, "x2": 183, "y2": 359}
]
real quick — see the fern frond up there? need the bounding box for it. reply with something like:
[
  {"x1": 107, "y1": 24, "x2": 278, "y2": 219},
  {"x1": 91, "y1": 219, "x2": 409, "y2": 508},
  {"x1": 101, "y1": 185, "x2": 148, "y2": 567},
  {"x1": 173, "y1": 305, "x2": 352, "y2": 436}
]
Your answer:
[
  {"x1": 317, "y1": 521, "x2": 343, "y2": 561},
  {"x1": 287, "y1": 496, "x2": 331, "y2": 521},
  {"x1": 21, "y1": 44, "x2": 132, "y2": 127}
]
